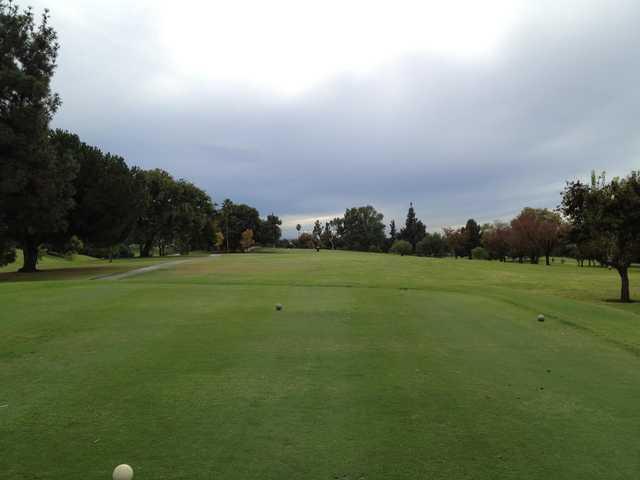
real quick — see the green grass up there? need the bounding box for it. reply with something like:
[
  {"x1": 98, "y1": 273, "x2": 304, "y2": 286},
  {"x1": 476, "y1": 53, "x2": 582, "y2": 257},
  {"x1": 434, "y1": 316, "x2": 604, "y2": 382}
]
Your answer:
[
  {"x1": 0, "y1": 250, "x2": 198, "y2": 282},
  {"x1": 1, "y1": 250, "x2": 639, "y2": 479}
]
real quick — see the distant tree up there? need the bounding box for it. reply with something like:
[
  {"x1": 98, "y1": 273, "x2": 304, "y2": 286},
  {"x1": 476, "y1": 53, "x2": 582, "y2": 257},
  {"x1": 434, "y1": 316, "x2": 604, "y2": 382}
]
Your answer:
[
  {"x1": 256, "y1": 213, "x2": 282, "y2": 246},
  {"x1": 240, "y1": 229, "x2": 255, "y2": 251},
  {"x1": 389, "y1": 220, "x2": 397, "y2": 241},
  {"x1": 471, "y1": 246, "x2": 489, "y2": 260},
  {"x1": 133, "y1": 169, "x2": 178, "y2": 257},
  {"x1": 0, "y1": 3, "x2": 76, "y2": 272},
  {"x1": 399, "y1": 203, "x2": 426, "y2": 248},
  {"x1": 390, "y1": 240, "x2": 412, "y2": 256},
  {"x1": 510, "y1": 208, "x2": 552, "y2": 264},
  {"x1": 537, "y1": 209, "x2": 566, "y2": 266},
  {"x1": 193, "y1": 218, "x2": 218, "y2": 252},
  {"x1": 171, "y1": 180, "x2": 214, "y2": 255},
  {"x1": 463, "y1": 219, "x2": 482, "y2": 259},
  {"x1": 341, "y1": 205, "x2": 386, "y2": 251},
  {"x1": 297, "y1": 232, "x2": 315, "y2": 249},
  {"x1": 320, "y1": 222, "x2": 335, "y2": 249},
  {"x1": 416, "y1": 232, "x2": 448, "y2": 257},
  {"x1": 216, "y1": 199, "x2": 260, "y2": 252},
  {"x1": 384, "y1": 219, "x2": 397, "y2": 252},
  {"x1": 296, "y1": 224, "x2": 302, "y2": 238},
  {"x1": 443, "y1": 227, "x2": 465, "y2": 258},
  {"x1": 330, "y1": 217, "x2": 345, "y2": 249},
  {"x1": 482, "y1": 221, "x2": 511, "y2": 261},
  {"x1": 415, "y1": 237, "x2": 429, "y2": 257},
  {"x1": 133, "y1": 170, "x2": 215, "y2": 256},
  {"x1": 561, "y1": 171, "x2": 640, "y2": 302}
]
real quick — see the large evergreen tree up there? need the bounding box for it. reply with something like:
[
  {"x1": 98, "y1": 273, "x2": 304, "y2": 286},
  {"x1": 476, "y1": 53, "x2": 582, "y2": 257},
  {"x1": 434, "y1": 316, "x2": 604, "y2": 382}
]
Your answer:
[
  {"x1": 0, "y1": 3, "x2": 77, "y2": 271},
  {"x1": 399, "y1": 203, "x2": 426, "y2": 249}
]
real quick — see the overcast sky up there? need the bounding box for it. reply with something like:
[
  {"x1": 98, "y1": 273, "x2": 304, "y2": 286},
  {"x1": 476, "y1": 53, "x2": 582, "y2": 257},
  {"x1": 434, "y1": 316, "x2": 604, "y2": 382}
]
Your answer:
[{"x1": 29, "y1": 0, "x2": 640, "y2": 235}]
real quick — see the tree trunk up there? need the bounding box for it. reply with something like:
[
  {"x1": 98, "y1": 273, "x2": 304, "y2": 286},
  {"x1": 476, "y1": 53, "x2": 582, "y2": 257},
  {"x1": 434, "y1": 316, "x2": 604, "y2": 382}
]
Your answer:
[
  {"x1": 617, "y1": 266, "x2": 631, "y2": 303},
  {"x1": 19, "y1": 237, "x2": 39, "y2": 273},
  {"x1": 545, "y1": 253, "x2": 550, "y2": 266},
  {"x1": 140, "y1": 241, "x2": 153, "y2": 258}
]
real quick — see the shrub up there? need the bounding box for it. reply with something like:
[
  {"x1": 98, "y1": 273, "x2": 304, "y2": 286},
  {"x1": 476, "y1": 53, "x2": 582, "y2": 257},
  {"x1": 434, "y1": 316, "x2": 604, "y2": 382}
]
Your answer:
[
  {"x1": 471, "y1": 246, "x2": 489, "y2": 260},
  {"x1": 390, "y1": 240, "x2": 412, "y2": 256},
  {"x1": 415, "y1": 238, "x2": 429, "y2": 256},
  {"x1": 368, "y1": 245, "x2": 382, "y2": 253}
]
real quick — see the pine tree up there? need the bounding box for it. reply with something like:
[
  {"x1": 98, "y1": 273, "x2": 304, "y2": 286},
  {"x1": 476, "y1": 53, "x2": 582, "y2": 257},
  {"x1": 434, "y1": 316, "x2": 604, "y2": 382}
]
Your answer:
[
  {"x1": 389, "y1": 220, "x2": 397, "y2": 241},
  {"x1": 399, "y1": 203, "x2": 426, "y2": 248},
  {"x1": 0, "y1": 3, "x2": 75, "y2": 271}
]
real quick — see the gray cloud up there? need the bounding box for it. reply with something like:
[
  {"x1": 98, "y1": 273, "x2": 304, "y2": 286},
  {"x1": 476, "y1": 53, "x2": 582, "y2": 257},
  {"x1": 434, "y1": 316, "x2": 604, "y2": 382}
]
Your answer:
[{"x1": 32, "y1": 0, "x2": 640, "y2": 235}]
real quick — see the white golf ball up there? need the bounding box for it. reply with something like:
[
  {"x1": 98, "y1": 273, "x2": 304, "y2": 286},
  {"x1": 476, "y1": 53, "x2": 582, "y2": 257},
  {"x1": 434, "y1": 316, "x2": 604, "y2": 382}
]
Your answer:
[
  {"x1": 113, "y1": 464, "x2": 133, "y2": 480},
  {"x1": 537, "y1": 314, "x2": 545, "y2": 322}
]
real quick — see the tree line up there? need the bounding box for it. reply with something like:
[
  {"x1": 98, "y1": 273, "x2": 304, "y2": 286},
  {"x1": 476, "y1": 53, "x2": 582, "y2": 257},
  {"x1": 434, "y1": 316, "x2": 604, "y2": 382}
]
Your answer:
[
  {"x1": 297, "y1": 170, "x2": 640, "y2": 303},
  {"x1": 0, "y1": 3, "x2": 281, "y2": 272},
  {"x1": 300, "y1": 203, "x2": 567, "y2": 265}
]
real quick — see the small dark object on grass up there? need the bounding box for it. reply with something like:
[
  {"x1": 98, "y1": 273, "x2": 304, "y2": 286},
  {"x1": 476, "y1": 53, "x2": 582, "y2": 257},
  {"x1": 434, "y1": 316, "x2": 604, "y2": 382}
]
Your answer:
[
  {"x1": 537, "y1": 314, "x2": 545, "y2": 322},
  {"x1": 275, "y1": 303, "x2": 283, "y2": 311}
]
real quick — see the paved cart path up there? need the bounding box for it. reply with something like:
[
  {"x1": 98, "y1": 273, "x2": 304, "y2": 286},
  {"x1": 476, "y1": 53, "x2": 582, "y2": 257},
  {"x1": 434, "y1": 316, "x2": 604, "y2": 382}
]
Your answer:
[{"x1": 96, "y1": 254, "x2": 220, "y2": 280}]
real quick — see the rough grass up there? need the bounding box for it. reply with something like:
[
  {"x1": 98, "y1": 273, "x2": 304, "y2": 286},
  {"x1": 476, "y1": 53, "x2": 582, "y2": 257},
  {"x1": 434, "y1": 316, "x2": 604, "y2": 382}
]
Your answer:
[{"x1": 1, "y1": 250, "x2": 639, "y2": 479}]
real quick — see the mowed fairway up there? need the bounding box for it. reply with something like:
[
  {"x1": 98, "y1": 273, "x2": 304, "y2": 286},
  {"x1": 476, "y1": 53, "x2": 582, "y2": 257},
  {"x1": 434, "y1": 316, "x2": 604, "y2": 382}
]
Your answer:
[{"x1": 2, "y1": 251, "x2": 640, "y2": 479}]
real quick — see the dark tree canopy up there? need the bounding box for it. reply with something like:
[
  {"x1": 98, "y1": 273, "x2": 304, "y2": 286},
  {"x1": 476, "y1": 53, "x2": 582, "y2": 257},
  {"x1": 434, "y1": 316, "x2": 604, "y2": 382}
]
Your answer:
[
  {"x1": 134, "y1": 169, "x2": 177, "y2": 257},
  {"x1": 0, "y1": 217, "x2": 16, "y2": 266},
  {"x1": 218, "y1": 199, "x2": 260, "y2": 252},
  {"x1": 49, "y1": 129, "x2": 145, "y2": 250},
  {"x1": 134, "y1": 169, "x2": 215, "y2": 256},
  {"x1": 0, "y1": 2, "x2": 73, "y2": 271},
  {"x1": 416, "y1": 232, "x2": 447, "y2": 257},
  {"x1": 256, "y1": 213, "x2": 282, "y2": 247}
]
